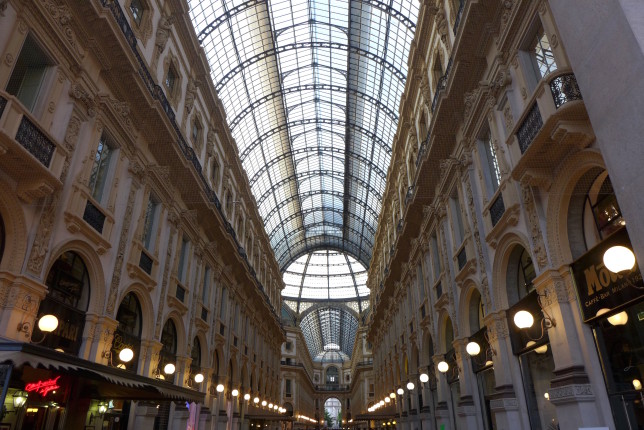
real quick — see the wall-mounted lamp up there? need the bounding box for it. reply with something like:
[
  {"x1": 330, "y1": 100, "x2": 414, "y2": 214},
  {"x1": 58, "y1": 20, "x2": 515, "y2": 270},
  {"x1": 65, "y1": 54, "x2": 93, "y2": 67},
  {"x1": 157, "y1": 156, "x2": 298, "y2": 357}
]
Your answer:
[
  {"x1": 253, "y1": 397, "x2": 260, "y2": 404},
  {"x1": 216, "y1": 384, "x2": 224, "y2": 393},
  {"x1": 261, "y1": 400, "x2": 267, "y2": 407},
  {"x1": 244, "y1": 393, "x2": 251, "y2": 401},
  {"x1": 437, "y1": 361, "x2": 449, "y2": 373},
  {"x1": 194, "y1": 373, "x2": 204, "y2": 383},
  {"x1": 603, "y1": 245, "x2": 636, "y2": 273},
  {"x1": 419, "y1": 373, "x2": 429, "y2": 383},
  {"x1": 232, "y1": 389, "x2": 239, "y2": 397},
  {"x1": 396, "y1": 388, "x2": 404, "y2": 395},
  {"x1": 512, "y1": 291, "x2": 556, "y2": 344},
  {"x1": 17, "y1": 311, "x2": 58, "y2": 344},
  {"x1": 596, "y1": 308, "x2": 629, "y2": 326},
  {"x1": 12, "y1": 391, "x2": 27, "y2": 409},
  {"x1": 164, "y1": 363, "x2": 176, "y2": 375},
  {"x1": 406, "y1": 381, "x2": 414, "y2": 391}
]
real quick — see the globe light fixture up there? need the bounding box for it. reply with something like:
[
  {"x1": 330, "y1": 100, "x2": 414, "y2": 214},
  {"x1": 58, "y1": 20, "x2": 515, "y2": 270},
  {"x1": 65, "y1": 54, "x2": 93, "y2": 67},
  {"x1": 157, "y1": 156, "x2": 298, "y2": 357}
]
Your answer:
[
  {"x1": 485, "y1": 360, "x2": 493, "y2": 367},
  {"x1": 244, "y1": 393, "x2": 251, "y2": 401},
  {"x1": 262, "y1": 400, "x2": 267, "y2": 407},
  {"x1": 406, "y1": 381, "x2": 415, "y2": 390},
  {"x1": 437, "y1": 361, "x2": 449, "y2": 373},
  {"x1": 379, "y1": 400, "x2": 385, "y2": 406},
  {"x1": 253, "y1": 397, "x2": 260, "y2": 404},
  {"x1": 603, "y1": 245, "x2": 636, "y2": 273},
  {"x1": 608, "y1": 311, "x2": 629, "y2": 326},
  {"x1": 119, "y1": 347, "x2": 134, "y2": 363},
  {"x1": 268, "y1": 403, "x2": 273, "y2": 409},
  {"x1": 633, "y1": 379, "x2": 642, "y2": 391},
  {"x1": 216, "y1": 384, "x2": 225, "y2": 393},
  {"x1": 389, "y1": 392, "x2": 396, "y2": 398},
  {"x1": 526, "y1": 340, "x2": 549, "y2": 354},
  {"x1": 544, "y1": 392, "x2": 550, "y2": 400},
  {"x1": 466, "y1": 341, "x2": 481, "y2": 356},
  {"x1": 38, "y1": 314, "x2": 59, "y2": 333},
  {"x1": 419, "y1": 373, "x2": 429, "y2": 383},
  {"x1": 163, "y1": 363, "x2": 176, "y2": 375},
  {"x1": 396, "y1": 388, "x2": 404, "y2": 395},
  {"x1": 232, "y1": 389, "x2": 239, "y2": 397},
  {"x1": 385, "y1": 397, "x2": 391, "y2": 403},
  {"x1": 194, "y1": 373, "x2": 204, "y2": 383},
  {"x1": 513, "y1": 310, "x2": 534, "y2": 329}
]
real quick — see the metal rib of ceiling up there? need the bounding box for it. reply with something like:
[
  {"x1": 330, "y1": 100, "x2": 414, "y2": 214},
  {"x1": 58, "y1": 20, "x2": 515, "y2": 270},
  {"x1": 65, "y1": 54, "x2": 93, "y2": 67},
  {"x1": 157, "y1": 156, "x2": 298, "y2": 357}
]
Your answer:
[{"x1": 188, "y1": 0, "x2": 420, "y2": 270}]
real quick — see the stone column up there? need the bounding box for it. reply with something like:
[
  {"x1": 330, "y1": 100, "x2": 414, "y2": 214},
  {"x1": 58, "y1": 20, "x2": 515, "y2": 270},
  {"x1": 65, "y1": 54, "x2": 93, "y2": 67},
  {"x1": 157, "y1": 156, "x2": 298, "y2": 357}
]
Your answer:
[
  {"x1": 452, "y1": 339, "x2": 481, "y2": 430},
  {"x1": 548, "y1": 0, "x2": 644, "y2": 267},
  {"x1": 419, "y1": 377, "x2": 435, "y2": 430},
  {"x1": 141, "y1": 339, "x2": 163, "y2": 378},
  {"x1": 484, "y1": 312, "x2": 529, "y2": 430},
  {"x1": 431, "y1": 355, "x2": 452, "y2": 430},
  {"x1": 89, "y1": 315, "x2": 118, "y2": 364},
  {"x1": 0, "y1": 276, "x2": 47, "y2": 342},
  {"x1": 533, "y1": 269, "x2": 613, "y2": 429},
  {"x1": 132, "y1": 401, "x2": 159, "y2": 428},
  {"x1": 172, "y1": 402, "x2": 190, "y2": 430}
]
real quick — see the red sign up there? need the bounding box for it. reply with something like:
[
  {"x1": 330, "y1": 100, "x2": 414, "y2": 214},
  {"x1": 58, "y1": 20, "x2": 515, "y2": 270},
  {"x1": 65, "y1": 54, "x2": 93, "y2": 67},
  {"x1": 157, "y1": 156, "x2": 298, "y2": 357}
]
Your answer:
[{"x1": 25, "y1": 376, "x2": 61, "y2": 396}]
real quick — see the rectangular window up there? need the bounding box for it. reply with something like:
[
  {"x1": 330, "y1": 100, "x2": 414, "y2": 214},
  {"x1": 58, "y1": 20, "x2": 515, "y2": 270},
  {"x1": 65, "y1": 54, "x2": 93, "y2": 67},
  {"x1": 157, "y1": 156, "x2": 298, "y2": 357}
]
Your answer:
[
  {"x1": 219, "y1": 287, "x2": 227, "y2": 320},
  {"x1": 285, "y1": 379, "x2": 292, "y2": 396},
  {"x1": 142, "y1": 197, "x2": 159, "y2": 250},
  {"x1": 6, "y1": 34, "x2": 54, "y2": 112},
  {"x1": 531, "y1": 26, "x2": 557, "y2": 79},
  {"x1": 417, "y1": 264, "x2": 426, "y2": 300},
  {"x1": 88, "y1": 134, "x2": 115, "y2": 203},
  {"x1": 177, "y1": 238, "x2": 190, "y2": 283},
  {"x1": 450, "y1": 192, "x2": 465, "y2": 246},
  {"x1": 430, "y1": 233, "x2": 442, "y2": 282},
  {"x1": 192, "y1": 121, "x2": 201, "y2": 144},
  {"x1": 202, "y1": 266, "x2": 211, "y2": 303},
  {"x1": 483, "y1": 136, "x2": 501, "y2": 194}
]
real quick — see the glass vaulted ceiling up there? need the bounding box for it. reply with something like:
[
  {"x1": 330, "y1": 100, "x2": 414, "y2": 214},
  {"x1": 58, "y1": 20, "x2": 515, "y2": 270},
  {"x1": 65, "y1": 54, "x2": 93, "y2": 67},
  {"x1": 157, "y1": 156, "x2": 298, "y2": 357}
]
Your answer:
[{"x1": 189, "y1": 0, "x2": 420, "y2": 269}]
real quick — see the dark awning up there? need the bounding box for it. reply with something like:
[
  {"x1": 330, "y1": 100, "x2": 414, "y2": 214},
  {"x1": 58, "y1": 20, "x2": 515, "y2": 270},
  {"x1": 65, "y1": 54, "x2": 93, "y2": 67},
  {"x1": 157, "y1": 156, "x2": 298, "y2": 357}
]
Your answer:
[{"x1": 0, "y1": 342, "x2": 204, "y2": 403}]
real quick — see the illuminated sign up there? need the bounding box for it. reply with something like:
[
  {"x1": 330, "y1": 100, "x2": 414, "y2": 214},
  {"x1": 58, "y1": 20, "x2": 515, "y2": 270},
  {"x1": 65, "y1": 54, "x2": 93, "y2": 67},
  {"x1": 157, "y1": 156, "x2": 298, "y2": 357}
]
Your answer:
[{"x1": 25, "y1": 376, "x2": 61, "y2": 396}]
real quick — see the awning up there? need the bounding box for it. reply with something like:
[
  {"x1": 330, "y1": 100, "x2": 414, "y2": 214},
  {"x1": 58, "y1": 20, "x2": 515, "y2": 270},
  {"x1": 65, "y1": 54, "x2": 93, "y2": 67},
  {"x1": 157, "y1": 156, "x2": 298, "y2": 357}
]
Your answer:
[{"x1": 0, "y1": 342, "x2": 204, "y2": 403}]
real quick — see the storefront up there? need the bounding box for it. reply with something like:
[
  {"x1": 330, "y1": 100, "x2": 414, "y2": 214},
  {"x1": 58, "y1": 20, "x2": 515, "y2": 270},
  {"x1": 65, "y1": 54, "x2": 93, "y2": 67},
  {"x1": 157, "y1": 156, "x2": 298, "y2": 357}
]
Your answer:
[
  {"x1": 0, "y1": 342, "x2": 204, "y2": 430},
  {"x1": 571, "y1": 227, "x2": 644, "y2": 429}
]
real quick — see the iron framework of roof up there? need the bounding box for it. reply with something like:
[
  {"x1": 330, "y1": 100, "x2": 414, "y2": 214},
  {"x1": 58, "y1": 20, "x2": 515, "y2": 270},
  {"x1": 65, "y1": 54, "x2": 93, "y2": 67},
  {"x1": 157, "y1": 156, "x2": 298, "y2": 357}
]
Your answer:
[
  {"x1": 188, "y1": 0, "x2": 420, "y2": 270},
  {"x1": 299, "y1": 306, "x2": 358, "y2": 360}
]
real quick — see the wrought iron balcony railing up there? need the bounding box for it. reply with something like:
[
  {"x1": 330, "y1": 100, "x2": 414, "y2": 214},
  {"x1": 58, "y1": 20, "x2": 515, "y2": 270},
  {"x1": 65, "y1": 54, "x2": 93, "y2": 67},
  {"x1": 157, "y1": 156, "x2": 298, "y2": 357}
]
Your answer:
[
  {"x1": 550, "y1": 73, "x2": 583, "y2": 108},
  {"x1": 15, "y1": 116, "x2": 56, "y2": 167},
  {"x1": 489, "y1": 194, "x2": 505, "y2": 227},
  {"x1": 516, "y1": 103, "x2": 543, "y2": 154}
]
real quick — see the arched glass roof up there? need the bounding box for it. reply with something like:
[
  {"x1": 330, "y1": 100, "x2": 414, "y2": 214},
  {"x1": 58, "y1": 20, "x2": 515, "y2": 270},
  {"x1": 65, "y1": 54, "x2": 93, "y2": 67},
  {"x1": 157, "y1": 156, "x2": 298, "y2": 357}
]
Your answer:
[
  {"x1": 282, "y1": 249, "x2": 369, "y2": 310},
  {"x1": 188, "y1": 0, "x2": 420, "y2": 269},
  {"x1": 300, "y1": 306, "x2": 358, "y2": 360}
]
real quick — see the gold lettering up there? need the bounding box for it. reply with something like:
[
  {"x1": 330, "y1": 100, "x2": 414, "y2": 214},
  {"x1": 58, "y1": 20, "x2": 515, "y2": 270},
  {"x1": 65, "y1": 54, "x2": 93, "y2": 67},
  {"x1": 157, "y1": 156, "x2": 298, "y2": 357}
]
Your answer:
[{"x1": 584, "y1": 265, "x2": 603, "y2": 296}]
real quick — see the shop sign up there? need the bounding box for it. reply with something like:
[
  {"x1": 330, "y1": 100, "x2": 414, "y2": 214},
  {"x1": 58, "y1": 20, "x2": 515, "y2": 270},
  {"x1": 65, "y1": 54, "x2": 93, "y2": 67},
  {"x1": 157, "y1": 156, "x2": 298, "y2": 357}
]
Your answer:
[
  {"x1": 571, "y1": 228, "x2": 644, "y2": 323},
  {"x1": 25, "y1": 375, "x2": 61, "y2": 396}
]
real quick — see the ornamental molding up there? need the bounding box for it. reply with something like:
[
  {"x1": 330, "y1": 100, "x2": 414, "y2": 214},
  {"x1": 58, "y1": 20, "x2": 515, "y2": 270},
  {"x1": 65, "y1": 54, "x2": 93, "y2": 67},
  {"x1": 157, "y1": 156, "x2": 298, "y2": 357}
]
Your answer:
[
  {"x1": 548, "y1": 384, "x2": 594, "y2": 404},
  {"x1": 489, "y1": 397, "x2": 518, "y2": 411}
]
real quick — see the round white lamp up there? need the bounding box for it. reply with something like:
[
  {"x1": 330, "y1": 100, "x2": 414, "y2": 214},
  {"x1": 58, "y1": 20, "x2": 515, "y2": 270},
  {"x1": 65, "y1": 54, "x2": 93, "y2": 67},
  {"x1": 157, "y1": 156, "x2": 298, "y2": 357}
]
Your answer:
[
  {"x1": 38, "y1": 315, "x2": 59, "y2": 333},
  {"x1": 232, "y1": 389, "x2": 239, "y2": 397},
  {"x1": 603, "y1": 245, "x2": 635, "y2": 273},
  {"x1": 513, "y1": 310, "x2": 534, "y2": 329},
  {"x1": 194, "y1": 373, "x2": 204, "y2": 383},
  {"x1": 385, "y1": 397, "x2": 390, "y2": 403},
  {"x1": 389, "y1": 392, "x2": 396, "y2": 398},
  {"x1": 437, "y1": 361, "x2": 449, "y2": 373},
  {"x1": 419, "y1": 373, "x2": 429, "y2": 383},
  {"x1": 216, "y1": 384, "x2": 225, "y2": 393},
  {"x1": 244, "y1": 393, "x2": 251, "y2": 401},
  {"x1": 119, "y1": 347, "x2": 134, "y2": 363},
  {"x1": 466, "y1": 341, "x2": 481, "y2": 356},
  {"x1": 163, "y1": 363, "x2": 176, "y2": 375},
  {"x1": 396, "y1": 388, "x2": 404, "y2": 395},
  {"x1": 634, "y1": 379, "x2": 642, "y2": 391},
  {"x1": 406, "y1": 381, "x2": 415, "y2": 390},
  {"x1": 253, "y1": 397, "x2": 260, "y2": 404}
]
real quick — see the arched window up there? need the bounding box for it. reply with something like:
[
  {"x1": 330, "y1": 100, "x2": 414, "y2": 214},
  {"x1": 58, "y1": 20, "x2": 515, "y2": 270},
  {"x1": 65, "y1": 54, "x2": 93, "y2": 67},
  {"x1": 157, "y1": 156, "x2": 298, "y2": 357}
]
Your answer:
[
  {"x1": 506, "y1": 246, "x2": 536, "y2": 307},
  {"x1": 326, "y1": 366, "x2": 339, "y2": 385},
  {"x1": 443, "y1": 317, "x2": 454, "y2": 353},
  {"x1": 468, "y1": 290, "x2": 484, "y2": 336},
  {"x1": 113, "y1": 292, "x2": 142, "y2": 371},
  {"x1": 190, "y1": 338, "x2": 202, "y2": 381},
  {"x1": 159, "y1": 319, "x2": 177, "y2": 382},
  {"x1": 39, "y1": 251, "x2": 90, "y2": 355},
  {"x1": 583, "y1": 174, "x2": 624, "y2": 247}
]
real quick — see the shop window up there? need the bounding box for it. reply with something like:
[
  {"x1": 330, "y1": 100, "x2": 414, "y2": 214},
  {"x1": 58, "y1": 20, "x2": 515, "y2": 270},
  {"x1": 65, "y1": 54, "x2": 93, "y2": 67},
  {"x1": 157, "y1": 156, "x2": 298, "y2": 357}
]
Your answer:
[
  {"x1": 594, "y1": 300, "x2": 644, "y2": 428},
  {"x1": 477, "y1": 368, "x2": 497, "y2": 430},
  {"x1": 88, "y1": 133, "x2": 116, "y2": 204},
  {"x1": 519, "y1": 347, "x2": 558, "y2": 429},
  {"x1": 158, "y1": 319, "x2": 178, "y2": 385},
  {"x1": 129, "y1": 0, "x2": 144, "y2": 26},
  {"x1": 39, "y1": 251, "x2": 90, "y2": 355},
  {"x1": 142, "y1": 196, "x2": 160, "y2": 250},
  {"x1": 113, "y1": 292, "x2": 142, "y2": 372},
  {"x1": 6, "y1": 34, "x2": 54, "y2": 112}
]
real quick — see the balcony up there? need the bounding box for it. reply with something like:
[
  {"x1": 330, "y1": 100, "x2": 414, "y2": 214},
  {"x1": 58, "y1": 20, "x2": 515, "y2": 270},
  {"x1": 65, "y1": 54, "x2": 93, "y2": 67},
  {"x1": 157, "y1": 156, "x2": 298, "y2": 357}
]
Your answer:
[
  {"x1": 315, "y1": 384, "x2": 350, "y2": 392},
  {"x1": 510, "y1": 71, "x2": 593, "y2": 186},
  {"x1": 0, "y1": 92, "x2": 64, "y2": 201}
]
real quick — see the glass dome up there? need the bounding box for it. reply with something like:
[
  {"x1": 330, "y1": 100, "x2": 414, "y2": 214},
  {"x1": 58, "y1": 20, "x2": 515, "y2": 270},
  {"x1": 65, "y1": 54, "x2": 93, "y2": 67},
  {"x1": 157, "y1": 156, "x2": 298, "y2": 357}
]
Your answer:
[{"x1": 282, "y1": 250, "x2": 369, "y2": 308}]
